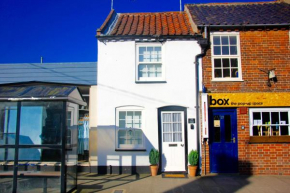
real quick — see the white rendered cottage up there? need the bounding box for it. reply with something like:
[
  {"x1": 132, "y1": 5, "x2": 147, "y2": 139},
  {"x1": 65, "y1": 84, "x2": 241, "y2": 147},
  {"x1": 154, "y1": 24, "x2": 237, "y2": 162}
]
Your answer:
[{"x1": 93, "y1": 10, "x2": 207, "y2": 174}]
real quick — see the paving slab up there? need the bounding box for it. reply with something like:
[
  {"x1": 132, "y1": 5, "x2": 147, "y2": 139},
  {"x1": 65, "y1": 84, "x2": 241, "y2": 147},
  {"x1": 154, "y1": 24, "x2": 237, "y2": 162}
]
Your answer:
[{"x1": 75, "y1": 173, "x2": 290, "y2": 193}]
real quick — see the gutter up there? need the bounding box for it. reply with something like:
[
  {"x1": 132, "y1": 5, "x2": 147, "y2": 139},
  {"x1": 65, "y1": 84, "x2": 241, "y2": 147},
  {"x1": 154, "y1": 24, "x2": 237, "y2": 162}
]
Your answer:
[{"x1": 195, "y1": 35, "x2": 209, "y2": 175}]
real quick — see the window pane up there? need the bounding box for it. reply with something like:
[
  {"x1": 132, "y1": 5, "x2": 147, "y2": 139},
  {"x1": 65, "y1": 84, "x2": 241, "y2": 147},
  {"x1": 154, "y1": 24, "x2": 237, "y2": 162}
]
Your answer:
[
  {"x1": 252, "y1": 126, "x2": 260, "y2": 136},
  {"x1": 119, "y1": 120, "x2": 125, "y2": 128},
  {"x1": 221, "y1": 36, "x2": 229, "y2": 45},
  {"x1": 214, "y1": 127, "x2": 221, "y2": 142},
  {"x1": 0, "y1": 148, "x2": 14, "y2": 161},
  {"x1": 214, "y1": 116, "x2": 221, "y2": 142},
  {"x1": 143, "y1": 51, "x2": 150, "y2": 62},
  {"x1": 272, "y1": 125, "x2": 279, "y2": 136},
  {"x1": 173, "y1": 123, "x2": 181, "y2": 132},
  {"x1": 134, "y1": 111, "x2": 141, "y2": 119},
  {"x1": 262, "y1": 112, "x2": 270, "y2": 124},
  {"x1": 229, "y1": 36, "x2": 237, "y2": 45},
  {"x1": 163, "y1": 113, "x2": 171, "y2": 122},
  {"x1": 0, "y1": 102, "x2": 18, "y2": 145},
  {"x1": 281, "y1": 126, "x2": 289, "y2": 135},
  {"x1": 133, "y1": 122, "x2": 141, "y2": 129},
  {"x1": 20, "y1": 102, "x2": 63, "y2": 145},
  {"x1": 214, "y1": 69, "x2": 222, "y2": 78},
  {"x1": 148, "y1": 65, "x2": 155, "y2": 77},
  {"x1": 163, "y1": 133, "x2": 172, "y2": 142},
  {"x1": 253, "y1": 112, "x2": 261, "y2": 121},
  {"x1": 155, "y1": 47, "x2": 162, "y2": 62},
  {"x1": 222, "y1": 58, "x2": 230, "y2": 67},
  {"x1": 126, "y1": 111, "x2": 133, "y2": 119},
  {"x1": 224, "y1": 115, "x2": 232, "y2": 142},
  {"x1": 222, "y1": 46, "x2": 229, "y2": 55},
  {"x1": 126, "y1": 121, "x2": 133, "y2": 128},
  {"x1": 280, "y1": 112, "x2": 288, "y2": 124},
  {"x1": 213, "y1": 46, "x2": 221, "y2": 55},
  {"x1": 119, "y1": 111, "x2": 126, "y2": 119},
  {"x1": 156, "y1": 64, "x2": 162, "y2": 77},
  {"x1": 138, "y1": 64, "x2": 148, "y2": 78},
  {"x1": 147, "y1": 47, "x2": 153, "y2": 52},
  {"x1": 139, "y1": 55, "x2": 144, "y2": 62},
  {"x1": 134, "y1": 130, "x2": 143, "y2": 144},
  {"x1": 271, "y1": 112, "x2": 279, "y2": 124},
  {"x1": 223, "y1": 69, "x2": 230, "y2": 78},
  {"x1": 173, "y1": 113, "x2": 181, "y2": 122},
  {"x1": 262, "y1": 126, "x2": 270, "y2": 136},
  {"x1": 173, "y1": 133, "x2": 182, "y2": 142},
  {"x1": 214, "y1": 59, "x2": 221, "y2": 67},
  {"x1": 213, "y1": 36, "x2": 221, "y2": 45},
  {"x1": 163, "y1": 123, "x2": 172, "y2": 132},
  {"x1": 139, "y1": 47, "x2": 146, "y2": 54},
  {"x1": 231, "y1": 58, "x2": 238, "y2": 67},
  {"x1": 230, "y1": 46, "x2": 237, "y2": 55},
  {"x1": 231, "y1": 68, "x2": 239, "y2": 78}
]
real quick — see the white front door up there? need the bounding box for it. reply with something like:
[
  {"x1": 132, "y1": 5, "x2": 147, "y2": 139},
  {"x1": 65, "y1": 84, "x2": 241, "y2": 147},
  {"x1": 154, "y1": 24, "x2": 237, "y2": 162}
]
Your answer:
[{"x1": 161, "y1": 111, "x2": 185, "y2": 172}]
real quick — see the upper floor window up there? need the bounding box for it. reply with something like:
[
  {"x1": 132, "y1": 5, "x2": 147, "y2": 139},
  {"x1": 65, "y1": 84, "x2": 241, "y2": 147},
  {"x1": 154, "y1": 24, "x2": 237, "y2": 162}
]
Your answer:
[
  {"x1": 116, "y1": 106, "x2": 145, "y2": 150},
  {"x1": 249, "y1": 108, "x2": 290, "y2": 136},
  {"x1": 136, "y1": 44, "x2": 164, "y2": 82},
  {"x1": 211, "y1": 32, "x2": 242, "y2": 81}
]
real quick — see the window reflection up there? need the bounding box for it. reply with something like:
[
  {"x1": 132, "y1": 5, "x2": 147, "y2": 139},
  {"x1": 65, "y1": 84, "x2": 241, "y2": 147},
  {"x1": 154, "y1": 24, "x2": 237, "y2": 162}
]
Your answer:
[
  {"x1": 0, "y1": 102, "x2": 17, "y2": 145},
  {"x1": 20, "y1": 102, "x2": 63, "y2": 145}
]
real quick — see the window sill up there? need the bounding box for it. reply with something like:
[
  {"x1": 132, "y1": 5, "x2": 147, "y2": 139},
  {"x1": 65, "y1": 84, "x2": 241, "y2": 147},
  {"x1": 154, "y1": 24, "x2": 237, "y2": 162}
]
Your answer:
[
  {"x1": 211, "y1": 79, "x2": 244, "y2": 82},
  {"x1": 249, "y1": 136, "x2": 290, "y2": 143},
  {"x1": 135, "y1": 81, "x2": 167, "y2": 84},
  {"x1": 115, "y1": 149, "x2": 147, "y2": 152}
]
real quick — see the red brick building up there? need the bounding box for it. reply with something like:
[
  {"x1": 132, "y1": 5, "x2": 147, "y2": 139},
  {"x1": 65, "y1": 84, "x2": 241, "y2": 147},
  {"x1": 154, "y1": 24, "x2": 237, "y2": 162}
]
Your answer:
[{"x1": 186, "y1": 1, "x2": 290, "y2": 175}]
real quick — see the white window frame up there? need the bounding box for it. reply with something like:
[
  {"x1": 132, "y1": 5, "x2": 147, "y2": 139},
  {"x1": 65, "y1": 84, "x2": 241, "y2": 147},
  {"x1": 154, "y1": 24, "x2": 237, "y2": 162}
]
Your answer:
[
  {"x1": 115, "y1": 106, "x2": 145, "y2": 150},
  {"x1": 135, "y1": 43, "x2": 165, "y2": 82},
  {"x1": 249, "y1": 108, "x2": 290, "y2": 136},
  {"x1": 211, "y1": 32, "x2": 243, "y2": 82}
]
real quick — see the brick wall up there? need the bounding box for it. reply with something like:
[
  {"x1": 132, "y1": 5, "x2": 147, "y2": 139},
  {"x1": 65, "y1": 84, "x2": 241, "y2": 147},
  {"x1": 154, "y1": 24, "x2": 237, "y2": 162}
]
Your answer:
[
  {"x1": 203, "y1": 29, "x2": 290, "y2": 93},
  {"x1": 237, "y1": 107, "x2": 290, "y2": 175},
  {"x1": 202, "y1": 29, "x2": 290, "y2": 175}
]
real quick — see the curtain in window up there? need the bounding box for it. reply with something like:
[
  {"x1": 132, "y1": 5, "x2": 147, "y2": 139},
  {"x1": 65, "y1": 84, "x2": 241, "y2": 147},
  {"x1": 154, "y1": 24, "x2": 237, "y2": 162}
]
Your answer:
[{"x1": 162, "y1": 113, "x2": 182, "y2": 142}]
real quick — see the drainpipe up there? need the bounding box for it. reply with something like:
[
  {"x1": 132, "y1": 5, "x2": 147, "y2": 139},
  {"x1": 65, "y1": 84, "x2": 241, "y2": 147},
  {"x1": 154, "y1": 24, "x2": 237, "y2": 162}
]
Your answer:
[{"x1": 195, "y1": 27, "x2": 209, "y2": 175}]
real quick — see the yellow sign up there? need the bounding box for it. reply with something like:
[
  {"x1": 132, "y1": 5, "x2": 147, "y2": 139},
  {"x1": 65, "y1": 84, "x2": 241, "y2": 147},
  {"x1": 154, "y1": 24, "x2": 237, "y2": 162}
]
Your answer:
[{"x1": 208, "y1": 93, "x2": 290, "y2": 107}]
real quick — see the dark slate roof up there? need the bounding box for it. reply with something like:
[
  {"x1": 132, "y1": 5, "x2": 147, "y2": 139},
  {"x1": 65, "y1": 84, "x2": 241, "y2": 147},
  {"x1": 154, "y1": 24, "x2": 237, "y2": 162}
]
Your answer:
[
  {"x1": 0, "y1": 85, "x2": 86, "y2": 105},
  {"x1": 185, "y1": 2, "x2": 290, "y2": 26},
  {"x1": 0, "y1": 62, "x2": 97, "y2": 85},
  {"x1": 0, "y1": 86, "x2": 76, "y2": 98},
  {"x1": 97, "y1": 10, "x2": 195, "y2": 37}
]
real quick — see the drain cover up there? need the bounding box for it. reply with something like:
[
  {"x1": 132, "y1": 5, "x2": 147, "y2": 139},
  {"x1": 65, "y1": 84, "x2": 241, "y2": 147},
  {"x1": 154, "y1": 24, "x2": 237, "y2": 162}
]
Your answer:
[{"x1": 113, "y1": 190, "x2": 124, "y2": 193}]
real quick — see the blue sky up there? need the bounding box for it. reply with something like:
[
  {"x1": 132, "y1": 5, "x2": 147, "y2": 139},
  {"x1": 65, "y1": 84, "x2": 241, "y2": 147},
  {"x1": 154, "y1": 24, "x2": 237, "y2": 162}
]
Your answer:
[{"x1": 0, "y1": 0, "x2": 272, "y2": 63}]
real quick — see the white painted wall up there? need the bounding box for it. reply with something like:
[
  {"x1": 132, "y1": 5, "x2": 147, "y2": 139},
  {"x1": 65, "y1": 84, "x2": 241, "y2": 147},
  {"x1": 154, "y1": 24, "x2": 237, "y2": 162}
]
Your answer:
[{"x1": 95, "y1": 39, "x2": 201, "y2": 166}]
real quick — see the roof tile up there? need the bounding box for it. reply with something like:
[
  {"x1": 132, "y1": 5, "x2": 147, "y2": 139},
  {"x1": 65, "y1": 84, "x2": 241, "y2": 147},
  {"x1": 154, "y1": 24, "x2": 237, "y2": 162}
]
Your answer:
[
  {"x1": 185, "y1": 2, "x2": 290, "y2": 26},
  {"x1": 100, "y1": 11, "x2": 195, "y2": 37}
]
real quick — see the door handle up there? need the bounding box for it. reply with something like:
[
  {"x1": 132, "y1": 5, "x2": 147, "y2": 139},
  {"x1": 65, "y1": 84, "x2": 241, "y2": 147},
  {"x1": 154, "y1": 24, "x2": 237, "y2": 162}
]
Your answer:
[
  {"x1": 231, "y1": 137, "x2": 236, "y2": 143},
  {"x1": 181, "y1": 144, "x2": 184, "y2": 147}
]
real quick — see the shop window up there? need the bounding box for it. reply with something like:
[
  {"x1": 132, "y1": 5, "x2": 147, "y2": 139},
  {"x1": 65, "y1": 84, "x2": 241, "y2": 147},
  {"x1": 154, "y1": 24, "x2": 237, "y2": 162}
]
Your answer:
[{"x1": 250, "y1": 108, "x2": 290, "y2": 137}]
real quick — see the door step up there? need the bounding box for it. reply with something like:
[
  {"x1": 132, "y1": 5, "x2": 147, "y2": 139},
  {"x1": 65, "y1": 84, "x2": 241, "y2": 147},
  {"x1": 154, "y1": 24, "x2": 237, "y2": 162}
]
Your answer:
[{"x1": 162, "y1": 173, "x2": 188, "y2": 178}]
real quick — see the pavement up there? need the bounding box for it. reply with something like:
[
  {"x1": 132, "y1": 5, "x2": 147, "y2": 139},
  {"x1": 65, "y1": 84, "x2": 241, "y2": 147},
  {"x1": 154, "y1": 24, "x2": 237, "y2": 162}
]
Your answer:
[{"x1": 75, "y1": 173, "x2": 290, "y2": 193}]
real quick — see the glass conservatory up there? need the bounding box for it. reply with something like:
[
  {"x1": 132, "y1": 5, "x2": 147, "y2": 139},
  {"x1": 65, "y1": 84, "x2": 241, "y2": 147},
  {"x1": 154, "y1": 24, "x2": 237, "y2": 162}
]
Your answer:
[{"x1": 0, "y1": 85, "x2": 86, "y2": 193}]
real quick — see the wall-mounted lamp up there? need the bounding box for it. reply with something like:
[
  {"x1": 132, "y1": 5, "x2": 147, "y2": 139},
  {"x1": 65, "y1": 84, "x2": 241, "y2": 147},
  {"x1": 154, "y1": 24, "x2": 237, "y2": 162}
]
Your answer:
[{"x1": 259, "y1": 68, "x2": 278, "y2": 87}]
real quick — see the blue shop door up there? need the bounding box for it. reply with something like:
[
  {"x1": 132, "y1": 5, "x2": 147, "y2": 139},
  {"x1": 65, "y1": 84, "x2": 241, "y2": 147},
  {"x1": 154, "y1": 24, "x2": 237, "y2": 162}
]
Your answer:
[{"x1": 209, "y1": 109, "x2": 238, "y2": 173}]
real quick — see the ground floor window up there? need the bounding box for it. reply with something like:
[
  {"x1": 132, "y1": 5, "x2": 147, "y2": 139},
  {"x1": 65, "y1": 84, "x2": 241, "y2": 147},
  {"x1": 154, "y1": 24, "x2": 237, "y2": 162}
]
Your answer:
[
  {"x1": 116, "y1": 107, "x2": 144, "y2": 149},
  {"x1": 249, "y1": 108, "x2": 290, "y2": 136}
]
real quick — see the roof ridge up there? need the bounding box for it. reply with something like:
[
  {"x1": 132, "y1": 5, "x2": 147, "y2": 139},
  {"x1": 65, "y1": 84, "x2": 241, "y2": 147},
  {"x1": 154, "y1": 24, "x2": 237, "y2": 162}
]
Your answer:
[
  {"x1": 119, "y1": 11, "x2": 184, "y2": 15},
  {"x1": 186, "y1": 1, "x2": 282, "y2": 7}
]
